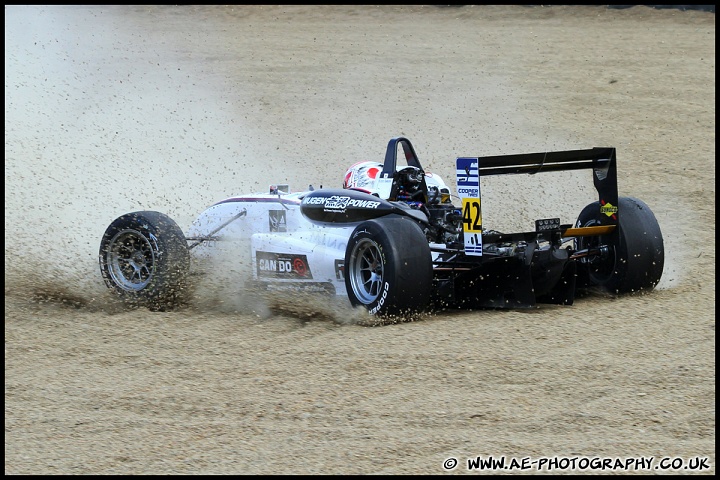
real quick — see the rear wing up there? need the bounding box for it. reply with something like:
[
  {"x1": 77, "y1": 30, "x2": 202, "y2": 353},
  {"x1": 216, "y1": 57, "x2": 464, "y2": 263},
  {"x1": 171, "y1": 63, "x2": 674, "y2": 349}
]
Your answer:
[{"x1": 457, "y1": 147, "x2": 619, "y2": 228}]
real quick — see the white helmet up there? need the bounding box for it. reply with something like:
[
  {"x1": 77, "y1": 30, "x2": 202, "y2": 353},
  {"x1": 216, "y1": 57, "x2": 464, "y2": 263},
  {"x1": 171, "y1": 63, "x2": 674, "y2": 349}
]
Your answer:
[{"x1": 342, "y1": 161, "x2": 384, "y2": 194}]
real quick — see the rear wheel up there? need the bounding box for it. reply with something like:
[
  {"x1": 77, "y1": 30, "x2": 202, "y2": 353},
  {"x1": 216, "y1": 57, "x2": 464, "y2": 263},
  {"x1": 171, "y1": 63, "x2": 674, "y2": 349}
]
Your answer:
[
  {"x1": 99, "y1": 211, "x2": 190, "y2": 311},
  {"x1": 575, "y1": 197, "x2": 664, "y2": 294},
  {"x1": 344, "y1": 216, "x2": 433, "y2": 318}
]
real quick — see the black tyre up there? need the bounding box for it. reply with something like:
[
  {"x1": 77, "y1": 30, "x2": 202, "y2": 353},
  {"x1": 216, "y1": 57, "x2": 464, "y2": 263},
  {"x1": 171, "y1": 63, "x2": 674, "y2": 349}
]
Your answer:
[
  {"x1": 575, "y1": 197, "x2": 664, "y2": 294},
  {"x1": 344, "y1": 216, "x2": 433, "y2": 318},
  {"x1": 99, "y1": 211, "x2": 190, "y2": 311}
]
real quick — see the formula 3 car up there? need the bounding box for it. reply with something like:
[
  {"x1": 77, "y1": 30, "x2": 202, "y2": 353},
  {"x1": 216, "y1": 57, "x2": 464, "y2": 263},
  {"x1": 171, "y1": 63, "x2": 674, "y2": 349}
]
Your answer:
[{"x1": 99, "y1": 137, "x2": 664, "y2": 318}]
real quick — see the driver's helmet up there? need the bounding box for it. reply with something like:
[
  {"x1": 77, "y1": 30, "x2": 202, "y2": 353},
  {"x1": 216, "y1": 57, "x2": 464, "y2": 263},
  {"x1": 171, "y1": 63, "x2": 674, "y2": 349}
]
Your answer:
[{"x1": 342, "y1": 161, "x2": 384, "y2": 194}]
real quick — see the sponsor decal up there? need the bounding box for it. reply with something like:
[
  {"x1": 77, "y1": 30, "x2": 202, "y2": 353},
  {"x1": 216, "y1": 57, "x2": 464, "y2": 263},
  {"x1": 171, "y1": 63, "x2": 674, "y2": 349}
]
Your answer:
[
  {"x1": 256, "y1": 251, "x2": 313, "y2": 279},
  {"x1": 457, "y1": 187, "x2": 479, "y2": 196},
  {"x1": 349, "y1": 199, "x2": 381, "y2": 209},
  {"x1": 369, "y1": 281, "x2": 390, "y2": 315},
  {"x1": 456, "y1": 158, "x2": 479, "y2": 186},
  {"x1": 324, "y1": 195, "x2": 381, "y2": 213},
  {"x1": 352, "y1": 228, "x2": 370, "y2": 239},
  {"x1": 334, "y1": 259, "x2": 345, "y2": 280},
  {"x1": 304, "y1": 232, "x2": 348, "y2": 251},
  {"x1": 303, "y1": 196, "x2": 326, "y2": 205},
  {"x1": 303, "y1": 195, "x2": 381, "y2": 212},
  {"x1": 324, "y1": 195, "x2": 350, "y2": 211},
  {"x1": 293, "y1": 257, "x2": 308, "y2": 276},
  {"x1": 600, "y1": 200, "x2": 618, "y2": 219},
  {"x1": 269, "y1": 210, "x2": 287, "y2": 232}
]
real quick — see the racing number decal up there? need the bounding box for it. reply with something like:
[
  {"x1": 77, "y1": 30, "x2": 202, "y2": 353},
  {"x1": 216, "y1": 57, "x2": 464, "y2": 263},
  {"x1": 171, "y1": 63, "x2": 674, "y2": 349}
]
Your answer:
[
  {"x1": 462, "y1": 198, "x2": 482, "y2": 255},
  {"x1": 462, "y1": 198, "x2": 482, "y2": 232},
  {"x1": 457, "y1": 157, "x2": 483, "y2": 256}
]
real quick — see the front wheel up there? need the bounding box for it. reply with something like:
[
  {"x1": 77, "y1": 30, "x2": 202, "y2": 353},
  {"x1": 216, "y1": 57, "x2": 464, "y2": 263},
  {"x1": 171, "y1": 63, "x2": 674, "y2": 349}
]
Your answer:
[
  {"x1": 99, "y1": 211, "x2": 190, "y2": 311},
  {"x1": 344, "y1": 216, "x2": 433, "y2": 319},
  {"x1": 575, "y1": 197, "x2": 664, "y2": 294}
]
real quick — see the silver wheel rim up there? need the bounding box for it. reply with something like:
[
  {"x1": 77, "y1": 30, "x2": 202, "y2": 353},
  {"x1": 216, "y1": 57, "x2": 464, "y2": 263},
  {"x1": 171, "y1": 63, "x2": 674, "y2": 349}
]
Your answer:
[
  {"x1": 348, "y1": 238, "x2": 384, "y2": 304},
  {"x1": 106, "y1": 229, "x2": 157, "y2": 291}
]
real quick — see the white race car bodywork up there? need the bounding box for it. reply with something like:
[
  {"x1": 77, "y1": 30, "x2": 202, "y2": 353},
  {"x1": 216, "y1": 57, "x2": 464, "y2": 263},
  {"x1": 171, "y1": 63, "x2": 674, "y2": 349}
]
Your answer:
[{"x1": 186, "y1": 191, "x2": 356, "y2": 297}]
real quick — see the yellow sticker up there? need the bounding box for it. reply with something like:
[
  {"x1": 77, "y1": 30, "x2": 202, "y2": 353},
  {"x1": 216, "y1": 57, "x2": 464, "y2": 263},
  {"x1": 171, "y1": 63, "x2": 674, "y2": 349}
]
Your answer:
[
  {"x1": 462, "y1": 197, "x2": 482, "y2": 233},
  {"x1": 600, "y1": 202, "x2": 618, "y2": 217}
]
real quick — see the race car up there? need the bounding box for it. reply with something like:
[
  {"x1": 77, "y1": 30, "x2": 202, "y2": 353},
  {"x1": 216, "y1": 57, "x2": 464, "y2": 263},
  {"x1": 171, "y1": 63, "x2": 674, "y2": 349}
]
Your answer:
[{"x1": 99, "y1": 136, "x2": 665, "y2": 318}]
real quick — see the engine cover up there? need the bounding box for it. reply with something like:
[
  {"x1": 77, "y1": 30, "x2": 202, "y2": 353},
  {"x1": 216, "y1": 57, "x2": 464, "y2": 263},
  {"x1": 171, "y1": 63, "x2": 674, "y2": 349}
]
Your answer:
[{"x1": 300, "y1": 188, "x2": 398, "y2": 225}]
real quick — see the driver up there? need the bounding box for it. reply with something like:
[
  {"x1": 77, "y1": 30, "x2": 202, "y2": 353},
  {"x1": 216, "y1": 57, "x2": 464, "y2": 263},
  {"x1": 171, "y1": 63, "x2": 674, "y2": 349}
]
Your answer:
[
  {"x1": 342, "y1": 160, "x2": 452, "y2": 203},
  {"x1": 342, "y1": 161, "x2": 384, "y2": 195}
]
